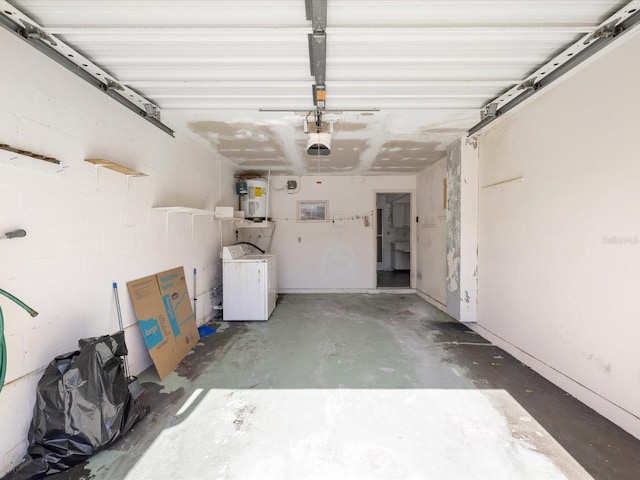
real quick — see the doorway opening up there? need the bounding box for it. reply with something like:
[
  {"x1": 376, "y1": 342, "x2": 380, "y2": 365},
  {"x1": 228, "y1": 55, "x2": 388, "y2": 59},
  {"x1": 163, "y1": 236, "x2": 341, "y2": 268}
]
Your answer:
[{"x1": 376, "y1": 192, "x2": 411, "y2": 288}]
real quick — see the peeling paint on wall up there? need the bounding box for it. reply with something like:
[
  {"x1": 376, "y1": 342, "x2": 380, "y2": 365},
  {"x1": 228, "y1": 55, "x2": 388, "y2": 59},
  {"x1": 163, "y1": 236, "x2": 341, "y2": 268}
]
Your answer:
[
  {"x1": 463, "y1": 290, "x2": 470, "y2": 304},
  {"x1": 446, "y1": 139, "x2": 462, "y2": 320},
  {"x1": 446, "y1": 249, "x2": 460, "y2": 291}
]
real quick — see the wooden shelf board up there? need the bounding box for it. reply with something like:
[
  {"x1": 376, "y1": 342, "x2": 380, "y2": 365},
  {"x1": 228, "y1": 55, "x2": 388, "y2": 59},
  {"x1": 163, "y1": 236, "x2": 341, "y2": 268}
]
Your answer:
[
  {"x1": 85, "y1": 158, "x2": 147, "y2": 176},
  {"x1": 1, "y1": 144, "x2": 60, "y2": 165}
]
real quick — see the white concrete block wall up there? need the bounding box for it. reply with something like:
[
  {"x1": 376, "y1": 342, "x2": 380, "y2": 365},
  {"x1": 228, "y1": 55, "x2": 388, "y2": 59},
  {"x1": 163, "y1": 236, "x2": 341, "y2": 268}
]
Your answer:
[
  {"x1": 474, "y1": 31, "x2": 640, "y2": 438},
  {"x1": 266, "y1": 175, "x2": 416, "y2": 291},
  {"x1": 415, "y1": 159, "x2": 447, "y2": 308},
  {"x1": 445, "y1": 139, "x2": 479, "y2": 323},
  {"x1": 0, "y1": 28, "x2": 235, "y2": 475}
]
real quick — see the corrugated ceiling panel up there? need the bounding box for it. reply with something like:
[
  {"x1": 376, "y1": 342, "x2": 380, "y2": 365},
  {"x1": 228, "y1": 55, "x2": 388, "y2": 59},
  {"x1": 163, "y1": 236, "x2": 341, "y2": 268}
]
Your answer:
[
  {"x1": 59, "y1": 30, "x2": 585, "y2": 60},
  {"x1": 9, "y1": 1, "x2": 308, "y2": 26},
  {"x1": 10, "y1": 0, "x2": 629, "y2": 101},
  {"x1": 11, "y1": 0, "x2": 626, "y2": 26},
  {"x1": 3, "y1": 0, "x2": 634, "y2": 174}
]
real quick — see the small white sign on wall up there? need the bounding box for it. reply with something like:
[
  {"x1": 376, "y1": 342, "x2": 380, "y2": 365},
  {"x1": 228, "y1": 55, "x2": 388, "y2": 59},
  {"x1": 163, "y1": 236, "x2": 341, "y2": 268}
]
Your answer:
[{"x1": 297, "y1": 200, "x2": 329, "y2": 222}]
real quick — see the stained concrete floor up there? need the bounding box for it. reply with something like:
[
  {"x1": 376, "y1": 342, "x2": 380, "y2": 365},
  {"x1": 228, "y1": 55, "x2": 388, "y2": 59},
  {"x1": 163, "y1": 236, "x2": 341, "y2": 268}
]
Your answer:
[
  {"x1": 377, "y1": 270, "x2": 410, "y2": 288},
  {"x1": 51, "y1": 294, "x2": 640, "y2": 480}
]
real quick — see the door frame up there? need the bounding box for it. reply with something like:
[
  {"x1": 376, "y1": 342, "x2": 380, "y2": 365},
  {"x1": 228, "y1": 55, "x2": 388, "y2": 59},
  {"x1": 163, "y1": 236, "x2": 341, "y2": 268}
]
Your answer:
[
  {"x1": 376, "y1": 206, "x2": 384, "y2": 270},
  {"x1": 373, "y1": 189, "x2": 414, "y2": 289}
]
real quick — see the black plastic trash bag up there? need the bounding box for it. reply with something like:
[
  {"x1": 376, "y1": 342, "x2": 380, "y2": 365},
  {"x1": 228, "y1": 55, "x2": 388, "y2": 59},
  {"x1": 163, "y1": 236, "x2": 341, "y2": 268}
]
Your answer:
[{"x1": 6, "y1": 333, "x2": 148, "y2": 480}]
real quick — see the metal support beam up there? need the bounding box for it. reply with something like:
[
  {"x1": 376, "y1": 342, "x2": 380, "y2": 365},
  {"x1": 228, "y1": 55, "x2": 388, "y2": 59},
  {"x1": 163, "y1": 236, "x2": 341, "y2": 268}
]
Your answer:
[
  {"x1": 0, "y1": 9, "x2": 174, "y2": 137},
  {"x1": 305, "y1": 0, "x2": 327, "y2": 30},
  {"x1": 308, "y1": 31, "x2": 326, "y2": 85},
  {"x1": 468, "y1": 6, "x2": 640, "y2": 136},
  {"x1": 306, "y1": 0, "x2": 328, "y2": 114}
]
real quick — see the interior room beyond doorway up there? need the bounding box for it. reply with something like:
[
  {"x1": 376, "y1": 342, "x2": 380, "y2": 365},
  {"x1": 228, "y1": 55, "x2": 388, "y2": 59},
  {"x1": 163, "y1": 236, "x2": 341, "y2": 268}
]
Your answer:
[{"x1": 376, "y1": 192, "x2": 411, "y2": 288}]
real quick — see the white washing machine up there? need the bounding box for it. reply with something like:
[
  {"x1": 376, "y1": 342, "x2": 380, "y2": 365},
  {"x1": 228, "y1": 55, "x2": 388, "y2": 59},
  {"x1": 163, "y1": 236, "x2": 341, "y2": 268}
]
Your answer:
[{"x1": 222, "y1": 244, "x2": 277, "y2": 321}]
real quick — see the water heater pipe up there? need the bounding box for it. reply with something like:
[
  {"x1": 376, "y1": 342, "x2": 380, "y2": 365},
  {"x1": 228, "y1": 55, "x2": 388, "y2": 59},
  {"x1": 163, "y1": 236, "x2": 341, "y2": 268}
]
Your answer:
[
  {"x1": 193, "y1": 268, "x2": 197, "y2": 322},
  {"x1": 266, "y1": 169, "x2": 271, "y2": 223}
]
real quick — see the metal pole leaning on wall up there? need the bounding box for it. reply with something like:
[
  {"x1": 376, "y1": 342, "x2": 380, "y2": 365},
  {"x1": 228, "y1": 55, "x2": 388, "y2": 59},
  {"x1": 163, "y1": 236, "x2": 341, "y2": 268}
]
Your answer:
[{"x1": 193, "y1": 268, "x2": 197, "y2": 322}]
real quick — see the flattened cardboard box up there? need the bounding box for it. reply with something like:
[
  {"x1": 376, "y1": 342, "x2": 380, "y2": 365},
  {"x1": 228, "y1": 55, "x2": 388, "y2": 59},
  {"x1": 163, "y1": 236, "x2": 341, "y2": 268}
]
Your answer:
[{"x1": 127, "y1": 267, "x2": 198, "y2": 380}]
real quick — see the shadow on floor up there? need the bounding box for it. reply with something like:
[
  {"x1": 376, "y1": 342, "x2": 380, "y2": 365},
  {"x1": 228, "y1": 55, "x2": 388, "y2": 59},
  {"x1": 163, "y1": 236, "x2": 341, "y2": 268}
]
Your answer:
[
  {"x1": 21, "y1": 293, "x2": 640, "y2": 480},
  {"x1": 377, "y1": 269, "x2": 410, "y2": 288}
]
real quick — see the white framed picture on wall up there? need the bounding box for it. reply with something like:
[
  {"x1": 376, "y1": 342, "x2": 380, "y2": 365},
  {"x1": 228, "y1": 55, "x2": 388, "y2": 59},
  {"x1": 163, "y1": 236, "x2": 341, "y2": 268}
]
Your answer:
[{"x1": 297, "y1": 200, "x2": 329, "y2": 222}]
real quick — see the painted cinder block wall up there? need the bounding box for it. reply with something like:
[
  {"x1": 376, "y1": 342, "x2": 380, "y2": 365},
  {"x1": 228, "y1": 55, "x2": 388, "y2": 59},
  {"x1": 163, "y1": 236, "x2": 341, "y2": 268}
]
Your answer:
[
  {"x1": 258, "y1": 175, "x2": 416, "y2": 291},
  {"x1": 0, "y1": 28, "x2": 235, "y2": 475},
  {"x1": 415, "y1": 158, "x2": 447, "y2": 308},
  {"x1": 474, "y1": 32, "x2": 640, "y2": 438}
]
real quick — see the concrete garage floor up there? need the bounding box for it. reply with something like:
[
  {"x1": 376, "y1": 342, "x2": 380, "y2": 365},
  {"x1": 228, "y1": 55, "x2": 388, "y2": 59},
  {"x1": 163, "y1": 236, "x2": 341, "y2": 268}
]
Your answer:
[
  {"x1": 56, "y1": 294, "x2": 640, "y2": 480},
  {"x1": 377, "y1": 270, "x2": 410, "y2": 288}
]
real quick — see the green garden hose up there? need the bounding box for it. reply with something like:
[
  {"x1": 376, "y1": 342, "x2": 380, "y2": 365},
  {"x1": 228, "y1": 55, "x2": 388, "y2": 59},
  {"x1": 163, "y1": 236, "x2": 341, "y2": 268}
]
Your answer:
[{"x1": 0, "y1": 289, "x2": 38, "y2": 393}]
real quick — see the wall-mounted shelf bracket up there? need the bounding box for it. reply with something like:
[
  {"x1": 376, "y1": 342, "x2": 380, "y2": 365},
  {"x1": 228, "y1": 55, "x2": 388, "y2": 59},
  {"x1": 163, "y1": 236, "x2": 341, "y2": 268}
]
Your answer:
[
  {"x1": 85, "y1": 158, "x2": 146, "y2": 191},
  {"x1": 152, "y1": 206, "x2": 215, "y2": 238},
  {"x1": 234, "y1": 220, "x2": 273, "y2": 229}
]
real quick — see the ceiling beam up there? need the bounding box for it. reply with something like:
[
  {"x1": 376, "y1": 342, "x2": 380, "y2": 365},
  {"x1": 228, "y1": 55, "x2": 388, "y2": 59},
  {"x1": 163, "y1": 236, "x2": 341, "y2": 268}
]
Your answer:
[
  {"x1": 307, "y1": 0, "x2": 328, "y2": 99},
  {"x1": 305, "y1": 0, "x2": 327, "y2": 30},
  {"x1": 308, "y1": 31, "x2": 326, "y2": 84}
]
